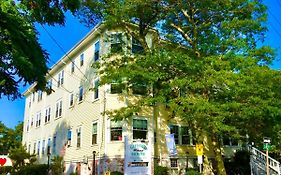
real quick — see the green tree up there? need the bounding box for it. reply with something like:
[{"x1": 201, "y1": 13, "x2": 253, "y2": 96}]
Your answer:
[{"x1": 9, "y1": 144, "x2": 36, "y2": 169}]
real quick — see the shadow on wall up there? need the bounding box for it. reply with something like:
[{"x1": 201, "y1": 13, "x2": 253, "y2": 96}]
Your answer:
[{"x1": 52, "y1": 120, "x2": 70, "y2": 158}]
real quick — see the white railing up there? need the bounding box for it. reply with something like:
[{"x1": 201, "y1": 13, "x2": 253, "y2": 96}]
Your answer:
[{"x1": 250, "y1": 146, "x2": 281, "y2": 175}]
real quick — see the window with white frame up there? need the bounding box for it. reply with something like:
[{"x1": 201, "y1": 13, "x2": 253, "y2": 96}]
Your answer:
[
  {"x1": 47, "y1": 79, "x2": 52, "y2": 94},
  {"x1": 80, "y1": 53, "x2": 84, "y2": 67},
  {"x1": 133, "y1": 119, "x2": 147, "y2": 140},
  {"x1": 28, "y1": 96, "x2": 31, "y2": 107},
  {"x1": 69, "y1": 93, "x2": 74, "y2": 107},
  {"x1": 170, "y1": 158, "x2": 178, "y2": 168},
  {"x1": 32, "y1": 92, "x2": 35, "y2": 102},
  {"x1": 67, "y1": 129, "x2": 72, "y2": 147},
  {"x1": 31, "y1": 117, "x2": 34, "y2": 127},
  {"x1": 33, "y1": 142, "x2": 36, "y2": 154},
  {"x1": 71, "y1": 61, "x2": 75, "y2": 73},
  {"x1": 37, "y1": 90, "x2": 43, "y2": 102},
  {"x1": 45, "y1": 107, "x2": 51, "y2": 123},
  {"x1": 28, "y1": 144, "x2": 31, "y2": 153},
  {"x1": 169, "y1": 125, "x2": 193, "y2": 145},
  {"x1": 79, "y1": 86, "x2": 84, "y2": 102},
  {"x1": 37, "y1": 140, "x2": 40, "y2": 155},
  {"x1": 111, "y1": 33, "x2": 123, "y2": 53},
  {"x1": 55, "y1": 100, "x2": 63, "y2": 118},
  {"x1": 47, "y1": 138, "x2": 51, "y2": 154},
  {"x1": 92, "y1": 123, "x2": 97, "y2": 145},
  {"x1": 53, "y1": 135, "x2": 56, "y2": 154},
  {"x1": 94, "y1": 41, "x2": 100, "y2": 61},
  {"x1": 42, "y1": 140, "x2": 45, "y2": 155},
  {"x1": 77, "y1": 127, "x2": 81, "y2": 148},
  {"x1": 110, "y1": 120, "x2": 122, "y2": 141},
  {"x1": 93, "y1": 79, "x2": 99, "y2": 100},
  {"x1": 110, "y1": 81, "x2": 125, "y2": 94},
  {"x1": 36, "y1": 112, "x2": 41, "y2": 127},
  {"x1": 57, "y1": 70, "x2": 64, "y2": 87},
  {"x1": 132, "y1": 37, "x2": 144, "y2": 54},
  {"x1": 26, "y1": 120, "x2": 29, "y2": 132}
]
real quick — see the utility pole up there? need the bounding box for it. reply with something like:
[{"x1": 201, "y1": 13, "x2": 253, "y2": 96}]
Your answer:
[{"x1": 263, "y1": 137, "x2": 271, "y2": 175}]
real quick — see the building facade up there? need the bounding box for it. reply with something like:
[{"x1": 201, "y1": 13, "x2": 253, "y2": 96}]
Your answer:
[{"x1": 22, "y1": 23, "x2": 240, "y2": 175}]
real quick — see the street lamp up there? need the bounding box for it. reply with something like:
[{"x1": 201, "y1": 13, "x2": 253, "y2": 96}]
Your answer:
[{"x1": 92, "y1": 151, "x2": 96, "y2": 175}]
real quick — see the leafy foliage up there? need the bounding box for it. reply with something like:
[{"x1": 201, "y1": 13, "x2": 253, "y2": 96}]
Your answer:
[
  {"x1": 51, "y1": 156, "x2": 63, "y2": 175},
  {"x1": 154, "y1": 165, "x2": 169, "y2": 175},
  {"x1": 9, "y1": 144, "x2": 37, "y2": 169},
  {"x1": 0, "y1": 0, "x2": 48, "y2": 100}
]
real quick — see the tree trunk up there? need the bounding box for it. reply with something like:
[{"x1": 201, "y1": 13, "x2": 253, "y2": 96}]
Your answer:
[{"x1": 212, "y1": 135, "x2": 227, "y2": 175}]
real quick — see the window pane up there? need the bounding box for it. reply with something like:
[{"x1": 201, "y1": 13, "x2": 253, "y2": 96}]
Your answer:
[{"x1": 92, "y1": 123, "x2": 97, "y2": 134}]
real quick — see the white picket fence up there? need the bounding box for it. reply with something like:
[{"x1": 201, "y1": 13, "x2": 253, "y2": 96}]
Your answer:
[{"x1": 250, "y1": 147, "x2": 281, "y2": 175}]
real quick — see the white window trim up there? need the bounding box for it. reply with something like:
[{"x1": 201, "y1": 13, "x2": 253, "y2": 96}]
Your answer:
[
  {"x1": 91, "y1": 121, "x2": 98, "y2": 145},
  {"x1": 169, "y1": 124, "x2": 194, "y2": 146},
  {"x1": 109, "y1": 119, "x2": 123, "y2": 142},
  {"x1": 94, "y1": 40, "x2": 100, "y2": 62},
  {"x1": 132, "y1": 116, "x2": 149, "y2": 141},
  {"x1": 92, "y1": 78, "x2": 100, "y2": 101}
]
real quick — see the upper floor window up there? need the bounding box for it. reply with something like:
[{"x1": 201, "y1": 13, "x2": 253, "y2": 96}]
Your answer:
[
  {"x1": 55, "y1": 100, "x2": 63, "y2": 118},
  {"x1": 28, "y1": 97, "x2": 31, "y2": 108},
  {"x1": 132, "y1": 37, "x2": 144, "y2": 54},
  {"x1": 131, "y1": 83, "x2": 147, "y2": 95},
  {"x1": 69, "y1": 93, "x2": 74, "y2": 107},
  {"x1": 47, "y1": 138, "x2": 51, "y2": 154},
  {"x1": 110, "y1": 120, "x2": 122, "y2": 141},
  {"x1": 110, "y1": 82, "x2": 125, "y2": 94},
  {"x1": 133, "y1": 119, "x2": 147, "y2": 140},
  {"x1": 53, "y1": 135, "x2": 56, "y2": 154},
  {"x1": 36, "y1": 112, "x2": 41, "y2": 127},
  {"x1": 169, "y1": 125, "x2": 193, "y2": 145},
  {"x1": 92, "y1": 123, "x2": 97, "y2": 145},
  {"x1": 93, "y1": 79, "x2": 99, "y2": 100},
  {"x1": 77, "y1": 127, "x2": 81, "y2": 148},
  {"x1": 71, "y1": 61, "x2": 75, "y2": 73},
  {"x1": 80, "y1": 53, "x2": 84, "y2": 67},
  {"x1": 26, "y1": 120, "x2": 29, "y2": 132},
  {"x1": 33, "y1": 142, "x2": 36, "y2": 154},
  {"x1": 79, "y1": 86, "x2": 84, "y2": 102},
  {"x1": 37, "y1": 90, "x2": 43, "y2": 102},
  {"x1": 47, "y1": 79, "x2": 52, "y2": 90},
  {"x1": 94, "y1": 41, "x2": 100, "y2": 61},
  {"x1": 31, "y1": 117, "x2": 34, "y2": 127},
  {"x1": 222, "y1": 136, "x2": 238, "y2": 146},
  {"x1": 45, "y1": 107, "x2": 51, "y2": 123},
  {"x1": 67, "y1": 129, "x2": 72, "y2": 147},
  {"x1": 32, "y1": 92, "x2": 35, "y2": 102},
  {"x1": 57, "y1": 70, "x2": 64, "y2": 87},
  {"x1": 37, "y1": 140, "x2": 40, "y2": 155},
  {"x1": 111, "y1": 33, "x2": 123, "y2": 53}
]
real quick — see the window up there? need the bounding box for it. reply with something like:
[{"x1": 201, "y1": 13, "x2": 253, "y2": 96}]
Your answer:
[
  {"x1": 28, "y1": 97, "x2": 31, "y2": 107},
  {"x1": 31, "y1": 117, "x2": 34, "y2": 127},
  {"x1": 223, "y1": 136, "x2": 238, "y2": 146},
  {"x1": 111, "y1": 33, "x2": 123, "y2": 53},
  {"x1": 55, "y1": 100, "x2": 63, "y2": 118},
  {"x1": 42, "y1": 140, "x2": 45, "y2": 155},
  {"x1": 47, "y1": 138, "x2": 51, "y2": 154},
  {"x1": 26, "y1": 120, "x2": 29, "y2": 132},
  {"x1": 45, "y1": 107, "x2": 51, "y2": 123},
  {"x1": 37, "y1": 141, "x2": 40, "y2": 155},
  {"x1": 110, "y1": 82, "x2": 125, "y2": 94},
  {"x1": 170, "y1": 125, "x2": 193, "y2": 145},
  {"x1": 69, "y1": 93, "x2": 74, "y2": 107},
  {"x1": 33, "y1": 142, "x2": 36, "y2": 154},
  {"x1": 80, "y1": 53, "x2": 84, "y2": 67},
  {"x1": 57, "y1": 70, "x2": 64, "y2": 87},
  {"x1": 53, "y1": 135, "x2": 56, "y2": 154},
  {"x1": 79, "y1": 86, "x2": 84, "y2": 102},
  {"x1": 170, "y1": 158, "x2": 178, "y2": 168},
  {"x1": 93, "y1": 79, "x2": 99, "y2": 100},
  {"x1": 133, "y1": 119, "x2": 147, "y2": 140},
  {"x1": 37, "y1": 90, "x2": 43, "y2": 102},
  {"x1": 46, "y1": 79, "x2": 53, "y2": 94},
  {"x1": 28, "y1": 144, "x2": 31, "y2": 153},
  {"x1": 94, "y1": 41, "x2": 100, "y2": 61},
  {"x1": 32, "y1": 92, "x2": 35, "y2": 102},
  {"x1": 77, "y1": 127, "x2": 81, "y2": 148},
  {"x1": 67, "y1": 129, "x2": 72, "y2": 147},
  {"x1": 110, "y1": 120, "x2": 122, "y2": 141},
  {"x1": 36, "y1": 112, "x2": 41, "y2": 127},
  {"x1": 71, "y1": 61, "x2": 75, "y2": 73},
  {"x1": 92, "y1": 123, "x2": 97, "y2": 145},
  {"x1": 131, "y1": 83, "x2": 147, "y2": 95},
  {"x1": 132, "y1": 37, "x2": 144, "y2": 54}
]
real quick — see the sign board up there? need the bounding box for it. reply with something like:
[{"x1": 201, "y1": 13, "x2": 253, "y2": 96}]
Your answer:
[
  {"x1": 197, "y1": 155, "x2": 203, "y2": 165},
  {"x1": 165, "y1": 134, "x2": 177, "y2": 156},
  {"x1": 263, "y1": 137, "x2": 271, "y2": 144},
  {"x1": 263, "y1": 143, "x2": 271, "y2": 150},
  {"x1": 0, "y1": 155, "x2": 13, "y2": 166},
  {"x1": 196, "y1": 144, "x2": 204, "y2": 156},
  {"x1": 104, "y1": 171, "x2": 110, "y2": 175},
  {"x1": 124, "y1": 136, "x2": 151, "y2": 175}
]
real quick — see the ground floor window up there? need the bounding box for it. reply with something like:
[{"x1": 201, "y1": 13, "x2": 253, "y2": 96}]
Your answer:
[
  {"x1": 110, "y1": 120, "x2": 122, "y2": 141},
  {"x1": 133, "y1": 119, "x2": 147, "y2": 140},
  {"x1": 170, "y1": 158, "x2": 178, "y2": 168}
]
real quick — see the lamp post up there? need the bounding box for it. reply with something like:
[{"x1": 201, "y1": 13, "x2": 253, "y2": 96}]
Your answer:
[{"x1": 92, "y1": 151, "x2": 96, "y2": 175}]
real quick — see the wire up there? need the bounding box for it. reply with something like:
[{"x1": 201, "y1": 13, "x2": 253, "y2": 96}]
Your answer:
[{"x1": 40, "y1": 24, "x2": 90, "y2": 82}]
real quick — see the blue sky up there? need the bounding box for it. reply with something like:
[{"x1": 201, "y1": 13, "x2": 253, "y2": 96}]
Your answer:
[{"x1": 0, "y1": 1, "x2": 281, "y2": 129}]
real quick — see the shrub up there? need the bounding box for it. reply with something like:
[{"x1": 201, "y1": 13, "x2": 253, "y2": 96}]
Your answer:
[
  {"x1": 111, "y1": 171, "x2": 123, "y2": 175},
  {"x1": 0, "y1": 166, "x2": 13, "y2": 174},
  {"x1": 154, "y1": 166, "x2": 168, "y2": 175},
  {"x1": 185, "y1": 169, "x2": 201, "y2": 175},
  {"x1": 16, "y1": 164, "x2": 48, "y2": 175}
]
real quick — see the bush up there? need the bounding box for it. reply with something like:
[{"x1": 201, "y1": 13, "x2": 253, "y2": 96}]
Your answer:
[
  {"x1": 185, "y1": 169, "x2": 201, "y2": 175},
  {"x1": 111, "y1": 171, "x2": 123, "y2": 175},
  {"x1": 16, "y1": 164, "x2": 48, "y2": 175},
  {"x1": 154, "y1": 166, "x2": 168, "y2": 175},
  {"x1": 0, "y1": 166, "x2": 13, "y2": 174},
  {"x1": 110, "y1": 171, "x2": 124, "y2": 175}
]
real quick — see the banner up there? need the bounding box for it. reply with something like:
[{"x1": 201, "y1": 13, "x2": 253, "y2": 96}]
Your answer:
[{"x1": 165, "y1": 134, "x2": 177, "y2": 156}]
